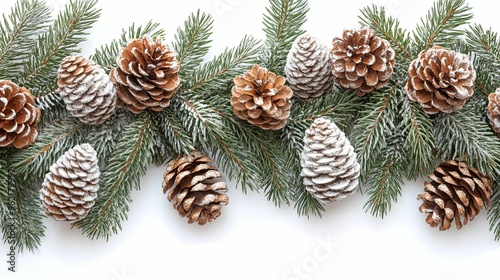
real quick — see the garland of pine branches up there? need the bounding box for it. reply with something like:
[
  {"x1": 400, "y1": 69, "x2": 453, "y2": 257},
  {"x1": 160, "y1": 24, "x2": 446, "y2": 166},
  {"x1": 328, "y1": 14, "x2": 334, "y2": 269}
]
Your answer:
[{"x1": 2, "y1": 0, "x2": 500, "y2": 252}]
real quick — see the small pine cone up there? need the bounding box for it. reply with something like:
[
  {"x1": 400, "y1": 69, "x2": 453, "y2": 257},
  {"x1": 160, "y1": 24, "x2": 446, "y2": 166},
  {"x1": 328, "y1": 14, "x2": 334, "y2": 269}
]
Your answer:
[
  {"x1": 0, "y1": 80, "x2": 41, "y2": 149},
  {"x1": 487, "y1": 88, "x2": 500, "y2": 137},
  {"x1": 300, "y1": 117, "x2": 360, "y2": 203},
  {"x1": 231, "y1": 64, "x2": 293, "y2": 130},
  {"x1": 162, "y1": 151, "x2": 229, "y2": 225},
  {"x1": 405, "y1": 46, "x2": 476, "y2": 114},
  {"x1": 40, "y1": 144, "x2": 100, "y2": 222},
  {"x1": 417, "y1": 160, "x2": 492, "y2": 231},
  {"x1": 110, "y1": 37, "x2": 180, "y2": 114},
  {"x1": 330, "y1": 27, "x2": 395, "y2": 96},
  {"x1": 58, "y1": 55, "x2": 117, "y2": 124},
  {"x1": 285, "y1": 34, "x2": 334, "y2": 101}
]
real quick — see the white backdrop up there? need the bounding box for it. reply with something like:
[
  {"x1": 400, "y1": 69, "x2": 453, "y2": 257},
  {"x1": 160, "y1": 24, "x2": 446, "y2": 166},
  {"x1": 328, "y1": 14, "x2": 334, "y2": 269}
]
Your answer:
[{"x1": 1, "y1": 0, "x2": 499, "y2": 279}]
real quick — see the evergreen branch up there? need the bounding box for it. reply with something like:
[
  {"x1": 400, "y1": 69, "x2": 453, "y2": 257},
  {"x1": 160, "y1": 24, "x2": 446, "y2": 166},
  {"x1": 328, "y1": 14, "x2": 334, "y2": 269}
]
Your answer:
[
  {"x1": 173, "y1": 10, "x2": 213, "y2": 78},
  {"x1": 11, "y1": 118, "x2": 84, "y2": 180},
  {"x1": 433, "y1": 103, "x2": 500, "y2": 177},
  {"x1": 412, "y1": 0, "x2": 472, "y2": 51},
  {"x1": 35, "y1": 89, "x2": 67, "y2": 125},
  {"x1": 260, "y1": 0, "x2": 308, "y2": 75},
  {"x1": 358, "y1": 4, "x2": 412, "y2": 59},
  {"x1": 19, "y1": 0, "x2": 100, "y2": 91},
  {"x1": 0, "y1": 0, "x2": 51, "y2": 80},
  {"x1": 488, "y1": 178, "x2": 500, "y2": 241},
  {"x1": 90, "y1": 21, "x2": 165, "y2": 71},
  {"x1": 0, "y1": 156, "x2": 9, "y2": 221},
  {"x1": 77, "y1": 113, "x2": 155, "y2": 240},
  {"x1": 154, "y1": 109, "x2": 195, "y2": 160},
  {"x1": 182, "y1": 35, "x2": 259, "y2": 95},
  {"x1": 466, "y1": 24, "x2": 500, "y2": 64}
]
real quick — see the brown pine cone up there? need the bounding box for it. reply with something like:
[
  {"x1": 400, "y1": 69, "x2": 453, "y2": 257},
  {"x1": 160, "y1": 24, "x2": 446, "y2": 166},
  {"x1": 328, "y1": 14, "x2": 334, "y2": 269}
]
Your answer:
[
  {"x1": 487, "y1": 88, "x2": 500, "y2": 137},
  {"x1": 417, "y1": 160, "x2": 492, "y2": 231},
  {"x1": 330, "y1": 27, "x2": 395, "y2": 96},
  {"x1": 405, "y1": 46, "x2": 476, "y2": 114},
  {"x1": 0, "y1": 80, "x2": 41, "y2": 149},
  {"x1": 230, "y1": 64, "x2": 293, "y2": 130},
  {"x1": 162, "y1": 151, "x2": 229, "y2": 225},
  {"x1": 110, "y1": 37, "x2": 180, "y2": 114},
  {"x1": 58, "y1": 55, "x2": 117, "y2": 124}
]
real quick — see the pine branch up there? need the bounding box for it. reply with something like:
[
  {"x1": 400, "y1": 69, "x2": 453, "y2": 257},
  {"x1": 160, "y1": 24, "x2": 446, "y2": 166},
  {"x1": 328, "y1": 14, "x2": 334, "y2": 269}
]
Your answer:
[
  {"x1": 90, "y1": 20, "x2": 165, "y2": 71},
  {"x1": 433, "y1": 103, "x2": 500, "y2": 178},
  {"x1": 173, "y1": 10, "x2": 213, "y2": 78},
  {"x1": 153, "y1": 109, "x2": 194, "y2": 161},
  {"x1": 0, "y1": 0, "x2": 51, "y2": 80},
  {"x1": 11, "y1": 118, "x2": 84, "y2": 180},
  {"x1": 488, "y1": 178, "x2": 500, "y2": 241},
  {"x1": 260, "y1": 0, "x2": 309, "y2": 75},
  {"x1": 412, "y1": 0, "x2": 472, "y2": 52},
  {"x1": 0, "y1": 155, "x2": 9, "y2": 221},
  {"x1": 19, "y1": 0, "x2": 100, "y2": 93},
  {"x1": 35, "y1": 89, "x2": 67, "y2": 126},
  {"x1": 77, "y1": 113, "x2": 155, "y2": 240},
  {"x1": 358, "y1": 4, "x2": 412, "y2": 60},
  {"x1": 182, "y1": 35, "x2": 259, "y2": 95}
]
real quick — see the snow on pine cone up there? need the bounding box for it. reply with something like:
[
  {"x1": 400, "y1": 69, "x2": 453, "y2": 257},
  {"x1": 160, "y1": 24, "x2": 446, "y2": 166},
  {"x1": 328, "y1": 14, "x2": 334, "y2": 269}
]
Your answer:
[
  {"x1": 110, "y1": 37, "x2": 180, "y2": 114},
  {"x1": 330, "y1": 27, "x2": 395, "y2": 96},
  {"x1": 0, "y1": 80, "x2": 41, "y2": 149},
  {"x1": 405, "y1": 46, "x2": 475, "y2": 114},
  {"x1": 58, "y1": 55, "x2": 117, "y2": 125},
  {"x1": 162, "y1": 151, "x2": 229, "y2": 225},
  {"x1": 285, "y1": 34, "x2": 334, "y2": 101},
  {"x1": 40, "y1": 144, "x2": 100, "y2": 222},
  {"x1": 300, "y1": 117, "x2": 360, "y2": 203},
  {"x1": 487, "y1": 88, "x2": 500, "y2": 137}
]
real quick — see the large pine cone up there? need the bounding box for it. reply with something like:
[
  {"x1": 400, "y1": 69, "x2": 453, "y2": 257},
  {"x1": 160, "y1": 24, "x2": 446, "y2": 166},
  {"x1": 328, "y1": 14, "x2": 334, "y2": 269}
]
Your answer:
[
  {"x1": 58, "y1": 55, "x2": 117, "y2": 124},
  {"x1": 231, "y1": 64, "x2": 293, "y2": 130},
  {"x1": 330, "y1": 27, "x2": 395, "y2": 96},
  {"x1": 162, "y1": 151, "x2": 229, "y2": 225},
  {"x1": 40, "y1": 144, "x2": 100, "y2": 222},
  {"x1": 285, "y1": 34, "x2": 334, "y2": 101},
  {"x1": 405, "y1": 46, "x2": 476, "y2": 114},
  {"x1": 110, "y1": 37, "x2": 180, "y2": 114},
  {"x1": 300, "y1": 117, "x2": 360, "y2": 203},
  {"x1": 0, "y1": 80, "x2": 40, "y2": 149},
  {"x1": 487, "y1": 88, "x2": 500, "y2": 137},
  {"x1": 417, "y1": 160, "x2": 492, "y2": 231}
]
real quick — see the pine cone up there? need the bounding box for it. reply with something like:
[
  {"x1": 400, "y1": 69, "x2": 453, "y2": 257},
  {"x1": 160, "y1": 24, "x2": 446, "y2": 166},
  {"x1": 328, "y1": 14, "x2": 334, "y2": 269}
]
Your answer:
[
  {"x1": 58, "y1": 55, "x2": 117, "y2": 124},
  {"x1": 231, "y1": 64, "x2": 293, "y2": 130},
  {"x1": 330, "y1": 27, "x2": 395, "y2": 96},
  {"x1": 110, "y1": 37, "x2": 180, "y2": 114},
  {"x1": 162, "y1": 151, "x2": 229, "y2": 225},
  {"x1": 0, "y1": 80, "x2": 41, "y2": 149},
  {"x1": 417, "y1": 160, "x2": 492, "y2": 231},
  {"x1": 300, "y1": 117, "x2": 360, "y2": 203},
  {"x1": 487, "y1": 88, "x2": 500, "y2": 137},
  {"x1": 285, "y1": 34, "x2": 334, "y2": 101},
  {"x1": 405, "y1": 46, "x2": 476, "y2": 114},
  {"x1": 40, "y1": 143, "x2": 100, "y2": 222}
]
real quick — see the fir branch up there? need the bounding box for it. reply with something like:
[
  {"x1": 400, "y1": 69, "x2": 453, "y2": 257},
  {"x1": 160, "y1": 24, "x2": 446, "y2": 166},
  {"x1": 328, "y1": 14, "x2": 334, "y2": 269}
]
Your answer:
[
  {"x1": 35, "y1": 89, "x2": 67, "y2": 125},
  {"x1": 90, "y1": 21, "x2": 165, "y2": 71},
  {"x1": 77, "y1": 113, "x2": 155, "y2": 240},
  {"x1": 11, "y1": 118, "x2": 84, "y2": 180},
  {"x1": 260, "y1": 0, "x2": 308, "y2": 75},
  {"x1": 0, "y1": 156, "x2": 9, "y2": 221},
  {"x1": 412, "y1": 0, "x2": 472, "y2": 51},
  {"x1": 173, "y1": 10, "x2": 213, "y2": 78},
  {"x1": 488, "y1": 178, "x2": 500, "y2": 241},
  {"x1": 182, "y1": 35, "x2": 259, "y2": 95},
  {"x1": 19, "y1": 0, "x2": 100, "y2": 92},
  {"x1": 433, "y1": 103, "x2": 500, "y2": 177},
  {"x1": 153, "y1": 109, "x2": 194, "y2": 162},
  {"x1": 358, "y1": 4, "x2": 412, "y2": 60},
  {"x1": 0, "y1": 0, "x2": 51, "y2": 80}
]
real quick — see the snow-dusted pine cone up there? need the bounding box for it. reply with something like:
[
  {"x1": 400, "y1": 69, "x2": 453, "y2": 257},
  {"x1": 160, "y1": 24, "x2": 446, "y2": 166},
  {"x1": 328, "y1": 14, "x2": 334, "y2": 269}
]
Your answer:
[
  {"x1": 331, "y1": 27, "x2": 395, "y2": 96},
  {"x1": 405, "y1": 46, "x2": 476, "y2": 114},
  {"x1": 40, "y1": 144, "x2": 100, "y2": 222},
  {"x1": 487, "y1": 88, "x2": 500, "y2": 137},
  {"x1": 110, "y1": 37, "x2": 180, "y2": 114},
  {"x1": 300, "y1": 117, "x2": 360, "y2": 203},
  {"x1": 58, "y1": 55, "x2": 117, "y2": 124},
  {"x1": 285, "y1": 34, "x2": 334, "y2": 101},
  {"x1": 231, "y1": 64, "x2": 293, "y2": 130},
  {"x1": 0, "y1": 80, "x2": 40, "y2": 149}
]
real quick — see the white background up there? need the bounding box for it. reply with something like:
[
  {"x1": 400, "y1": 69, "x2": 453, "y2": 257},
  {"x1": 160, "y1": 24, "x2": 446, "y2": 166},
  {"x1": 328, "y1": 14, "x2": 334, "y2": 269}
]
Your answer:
[{"x1": 2, "y1": 0, "x2": 500, "y2": 279}]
